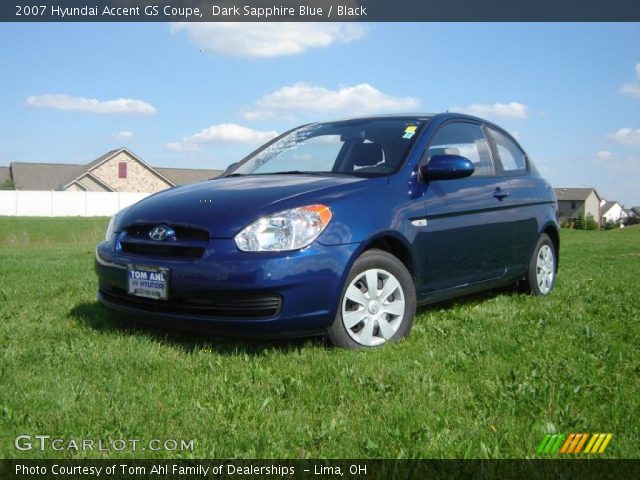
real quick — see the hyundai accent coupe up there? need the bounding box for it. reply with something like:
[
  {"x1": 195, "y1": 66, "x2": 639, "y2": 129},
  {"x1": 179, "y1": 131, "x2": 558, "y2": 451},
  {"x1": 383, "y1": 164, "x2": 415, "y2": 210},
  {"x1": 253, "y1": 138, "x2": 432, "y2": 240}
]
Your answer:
[{"x1": 96, "y1": 113, "x2": 559, "y2": 348}]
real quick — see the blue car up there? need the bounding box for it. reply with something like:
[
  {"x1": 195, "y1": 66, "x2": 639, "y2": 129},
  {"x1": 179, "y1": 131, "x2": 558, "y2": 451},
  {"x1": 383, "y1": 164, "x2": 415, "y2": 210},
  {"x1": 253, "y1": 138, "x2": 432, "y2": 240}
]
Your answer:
[{"x1": 96, "y1": 113, "x2": 559, "y2": 348}]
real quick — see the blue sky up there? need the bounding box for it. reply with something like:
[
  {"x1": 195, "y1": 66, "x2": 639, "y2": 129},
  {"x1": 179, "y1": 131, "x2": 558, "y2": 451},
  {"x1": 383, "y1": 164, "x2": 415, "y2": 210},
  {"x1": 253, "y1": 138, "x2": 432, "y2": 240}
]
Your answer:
[{"x1": 0, "y1": 22, "x2": 639, "y2": 205}]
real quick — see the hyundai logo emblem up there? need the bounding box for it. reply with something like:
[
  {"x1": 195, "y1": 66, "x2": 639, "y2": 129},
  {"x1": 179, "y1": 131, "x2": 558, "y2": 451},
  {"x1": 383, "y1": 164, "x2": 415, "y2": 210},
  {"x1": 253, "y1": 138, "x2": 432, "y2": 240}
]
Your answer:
[{"x1": 148, "y1": 225, "x2": 175, "y2": 241}]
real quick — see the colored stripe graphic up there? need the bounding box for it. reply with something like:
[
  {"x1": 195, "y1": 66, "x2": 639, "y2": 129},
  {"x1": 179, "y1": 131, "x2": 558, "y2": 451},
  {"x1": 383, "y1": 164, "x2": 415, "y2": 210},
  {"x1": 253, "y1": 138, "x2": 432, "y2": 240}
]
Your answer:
[
  {"x1": 537, "y1": 434, "x2": 566, "y2": 454},
  {"x1": 559, "y1": 434, "x2": 575, "y2": 453},
  {"x1": 538, "y1": 433, "x2": 612, "y2": 454},
  {"x1": 584, "y1": 433, "x2": 614, "y2": 453},
  {"x1": 584, "y1": 434, "x2": 598, "y2": 453},
  {"x1": 574, "y1": 433, "x2": 589, "y2": 453},
  {"x1": 597, "y1": 433, "x2": 613, "y2": 453}
]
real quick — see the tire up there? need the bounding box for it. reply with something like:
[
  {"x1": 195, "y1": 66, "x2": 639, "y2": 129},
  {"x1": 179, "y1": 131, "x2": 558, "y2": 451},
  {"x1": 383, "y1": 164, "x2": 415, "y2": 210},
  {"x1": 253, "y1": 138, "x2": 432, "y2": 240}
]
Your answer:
[
  {"x1": 522, "y1": 233, "x2": 557, "y2": 296},
  {"x1": 327, "y1": 249, "x2": 417, "y2": 349}
]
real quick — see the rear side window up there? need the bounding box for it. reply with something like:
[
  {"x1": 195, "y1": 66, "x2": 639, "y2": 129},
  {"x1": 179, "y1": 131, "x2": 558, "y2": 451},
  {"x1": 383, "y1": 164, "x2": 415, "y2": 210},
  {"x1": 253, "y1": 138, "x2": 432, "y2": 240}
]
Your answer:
[
  {"x1": 487, "y1": 128, "x2": 527, "y2": 174},
  {"x1": 424, "y1": 122, "x2": 495, "y2": 177}
]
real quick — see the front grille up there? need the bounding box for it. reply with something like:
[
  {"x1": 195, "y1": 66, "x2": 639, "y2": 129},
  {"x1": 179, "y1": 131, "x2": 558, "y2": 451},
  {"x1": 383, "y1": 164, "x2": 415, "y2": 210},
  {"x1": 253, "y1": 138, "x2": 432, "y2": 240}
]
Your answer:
[
  {"x1": 125, "y1": 224, "x2": 209, "y2": 241},
  {"x1": 119, "y1": 223, "x2": 209, "y2": 259},
  {"x1": 99, "y1": 284, "x2": 282, "y2": 319},
  {"x1": 120, "y1": 242, "x2": 204, "y2": 258}
]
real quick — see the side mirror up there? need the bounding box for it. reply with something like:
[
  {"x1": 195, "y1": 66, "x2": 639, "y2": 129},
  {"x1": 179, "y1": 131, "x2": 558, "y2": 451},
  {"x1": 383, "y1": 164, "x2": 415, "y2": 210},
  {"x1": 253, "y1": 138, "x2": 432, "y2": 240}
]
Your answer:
[{"x1": 420, "y1": 154, "x2": 475, "y2": 181}]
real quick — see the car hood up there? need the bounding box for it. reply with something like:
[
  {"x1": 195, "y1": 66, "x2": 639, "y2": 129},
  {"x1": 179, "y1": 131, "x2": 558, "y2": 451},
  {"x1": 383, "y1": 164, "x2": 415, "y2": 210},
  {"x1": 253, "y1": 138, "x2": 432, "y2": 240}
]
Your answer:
[{"x1": 119, "y1": 174, "x2": 385, "y2": 238}]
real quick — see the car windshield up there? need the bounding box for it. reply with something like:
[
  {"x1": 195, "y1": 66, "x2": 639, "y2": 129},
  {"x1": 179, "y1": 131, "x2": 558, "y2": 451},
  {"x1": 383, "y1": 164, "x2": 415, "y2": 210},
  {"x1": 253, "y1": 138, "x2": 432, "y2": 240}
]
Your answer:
[{"x1": 231, "y1": 118, "x2": 424, "y2": 177}]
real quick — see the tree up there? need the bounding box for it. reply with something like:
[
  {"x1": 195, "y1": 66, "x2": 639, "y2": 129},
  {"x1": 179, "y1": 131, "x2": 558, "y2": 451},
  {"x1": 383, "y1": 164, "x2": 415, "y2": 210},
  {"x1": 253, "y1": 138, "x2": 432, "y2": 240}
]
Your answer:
[
  {"x1": 585, "y1": 213, "x2": 598, "y2": 230},
  {"x1": 574, "y1": 212, "x2": 584, "y2": 230},
  {"x1": 623, "y1": 215, "x2": 640, "y2": 226},
  {"x1": 1, "y1": 178, "x2": 14, "y2": 190}
]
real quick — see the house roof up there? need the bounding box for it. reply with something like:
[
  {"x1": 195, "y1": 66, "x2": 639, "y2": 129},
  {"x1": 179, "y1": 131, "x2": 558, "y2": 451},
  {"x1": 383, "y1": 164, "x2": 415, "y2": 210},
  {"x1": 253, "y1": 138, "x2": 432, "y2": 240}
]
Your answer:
[
  {"x1": 76, "y1": 172, "x2": 116, "y2": 192},
  {"x1": 10, "y1": 162, "x2": 85, "y2": 190},
  {"x1": 0, "y1": 166, "x2": 10, "y2": 185},
  {"x1": 600, "y1": 201, "x2": 619, "y2": 215},
  {"x1": 554, "y1": 187, "x2": 601, "y2": 202},
  {"x1": 7, "y1": 149, "x2": 224, "y2": 191},
  {"x1": 157, "y1": 167, "x2": 223, "y2": 186},
  {"x1": 63, "y1": 147, "x2": 176, "y2": 189}
]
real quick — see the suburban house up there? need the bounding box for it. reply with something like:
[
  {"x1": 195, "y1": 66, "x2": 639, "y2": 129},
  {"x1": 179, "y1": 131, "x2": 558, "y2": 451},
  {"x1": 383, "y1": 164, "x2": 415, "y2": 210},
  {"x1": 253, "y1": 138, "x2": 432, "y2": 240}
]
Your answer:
[
  {"x1": 554, "y1": 187, "x2": 602, "y2": 226},
  {"x1": 2, "y1": 147, "x2": 222, "y2": 193},
  {"x1": 600, "y1": 200, "x2": 627, "y2": 225},
  {"x1": 624, "y1": 207, "x2": 640, "y2": 223}
]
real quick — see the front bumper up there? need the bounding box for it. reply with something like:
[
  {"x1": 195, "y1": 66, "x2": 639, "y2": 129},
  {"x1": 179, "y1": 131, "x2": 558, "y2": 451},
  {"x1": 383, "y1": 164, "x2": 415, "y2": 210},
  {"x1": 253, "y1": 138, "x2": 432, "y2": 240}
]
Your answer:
[{"x1": 95, "y1": 238, "x2": 358, "y2": 337}]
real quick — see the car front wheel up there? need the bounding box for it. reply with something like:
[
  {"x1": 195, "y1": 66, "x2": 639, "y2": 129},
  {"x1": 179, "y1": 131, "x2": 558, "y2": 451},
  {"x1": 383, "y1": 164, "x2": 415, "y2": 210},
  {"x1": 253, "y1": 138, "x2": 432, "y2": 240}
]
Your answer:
[
  {"x1": 327, "y1": 249, "x2": 417, "y2": 348},
  {"x1": 523, "y1": 233, "x2": 557, "y2": 296}
]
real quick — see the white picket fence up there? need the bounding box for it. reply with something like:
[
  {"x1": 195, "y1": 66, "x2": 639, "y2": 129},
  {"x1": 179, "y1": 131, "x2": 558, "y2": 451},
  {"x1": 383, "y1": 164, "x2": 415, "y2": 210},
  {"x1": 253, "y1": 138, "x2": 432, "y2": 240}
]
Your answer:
[{"x1": 0, "y1": 190, "x2": 151, "y2": 217}]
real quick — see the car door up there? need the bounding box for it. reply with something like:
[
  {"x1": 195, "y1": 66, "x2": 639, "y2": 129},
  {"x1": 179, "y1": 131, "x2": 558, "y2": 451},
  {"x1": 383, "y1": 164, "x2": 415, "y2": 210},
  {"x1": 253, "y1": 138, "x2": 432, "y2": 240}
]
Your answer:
[
  {"x1": 414, "y1": 121, "x2": 514, "y2": 292},
  {"x1": 485, "y1": 126, "x2": 540, "y2": 271}
]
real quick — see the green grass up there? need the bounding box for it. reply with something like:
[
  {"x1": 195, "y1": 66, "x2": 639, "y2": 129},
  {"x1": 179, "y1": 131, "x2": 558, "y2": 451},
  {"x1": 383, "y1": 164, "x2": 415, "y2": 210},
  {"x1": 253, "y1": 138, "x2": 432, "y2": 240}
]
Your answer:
[{"x1": 0, "y1": 217, "x2": 638, "y2": 459}]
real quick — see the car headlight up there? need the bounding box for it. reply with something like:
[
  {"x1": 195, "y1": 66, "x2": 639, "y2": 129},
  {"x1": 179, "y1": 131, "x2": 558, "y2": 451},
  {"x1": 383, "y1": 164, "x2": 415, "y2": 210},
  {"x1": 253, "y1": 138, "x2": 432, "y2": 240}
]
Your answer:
[
  {"x1": 104, "y1": 208, "x2": 128, "y2": 241},
  {"x1": 235, "y1": 204, "x2": 332, "y2": 252}
]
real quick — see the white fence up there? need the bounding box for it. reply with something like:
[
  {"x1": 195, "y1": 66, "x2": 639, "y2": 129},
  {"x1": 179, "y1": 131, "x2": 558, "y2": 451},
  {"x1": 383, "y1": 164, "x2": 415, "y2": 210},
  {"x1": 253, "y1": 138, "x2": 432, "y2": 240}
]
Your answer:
[{"x1": 0, "y1": 191, "x2": 151, "y2": 217}]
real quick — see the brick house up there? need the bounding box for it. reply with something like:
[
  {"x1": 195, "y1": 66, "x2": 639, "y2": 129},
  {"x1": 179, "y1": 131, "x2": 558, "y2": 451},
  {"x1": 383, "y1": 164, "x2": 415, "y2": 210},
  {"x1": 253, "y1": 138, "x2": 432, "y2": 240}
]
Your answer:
[{"x1": 4, "y1": 147, "x2": 222, "y2": 192}]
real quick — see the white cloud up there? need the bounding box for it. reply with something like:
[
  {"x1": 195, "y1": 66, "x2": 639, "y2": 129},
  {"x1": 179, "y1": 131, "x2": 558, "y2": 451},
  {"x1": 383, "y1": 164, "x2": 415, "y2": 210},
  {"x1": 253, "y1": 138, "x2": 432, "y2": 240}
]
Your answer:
[
  {"x1": 596, "y1": 150, "x2": 613, "y2": 160},
  {"x1": 619, "y1": 63, "x2": 640, "y2": 98},
  {"x1": 243, "y1": 82, "x2": 420, "y2": 119},
  {"x1": 171, "y1": 22, "x2": 366, "y2": 58},
  {"x1": 451, "y1": 102, "x2": 529, "y2": 119},
  {"x1": 607, "y1": 127, "x2": 640, "y2": 145},
  {"x1": 113, "y1": 131, "x2": 134, "y2": 140},
  {"x1": 166, "y1": 123, "x2": 278, "y2": 152},
  {"x1": 26, "y1": 94, "x2": 156, "y2": 115}
]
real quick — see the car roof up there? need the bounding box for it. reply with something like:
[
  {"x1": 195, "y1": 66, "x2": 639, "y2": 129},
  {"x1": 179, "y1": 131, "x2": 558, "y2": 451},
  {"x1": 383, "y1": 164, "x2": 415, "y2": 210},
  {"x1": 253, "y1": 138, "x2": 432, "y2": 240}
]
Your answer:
[{"x1": 323, "y1": 112, "x2": 491, "y2": 124}]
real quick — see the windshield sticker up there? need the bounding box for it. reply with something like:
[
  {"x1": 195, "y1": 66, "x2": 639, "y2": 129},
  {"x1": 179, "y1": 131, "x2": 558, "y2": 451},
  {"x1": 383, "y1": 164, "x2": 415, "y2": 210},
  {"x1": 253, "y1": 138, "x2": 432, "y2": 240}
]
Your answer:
[{"x1": 403, "y1": 125, "x2": 417, "y2": 139}]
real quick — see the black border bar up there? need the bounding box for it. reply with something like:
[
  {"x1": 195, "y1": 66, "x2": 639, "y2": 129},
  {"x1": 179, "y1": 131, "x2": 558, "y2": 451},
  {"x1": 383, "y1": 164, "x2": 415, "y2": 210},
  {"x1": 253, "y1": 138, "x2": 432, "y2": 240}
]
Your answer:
[
  {"x1": 3, "y1": 0, "x2": 640, "y2": 22},
  {"x1": 2, "y1": 459, "x2": 640, "y2": 480}
]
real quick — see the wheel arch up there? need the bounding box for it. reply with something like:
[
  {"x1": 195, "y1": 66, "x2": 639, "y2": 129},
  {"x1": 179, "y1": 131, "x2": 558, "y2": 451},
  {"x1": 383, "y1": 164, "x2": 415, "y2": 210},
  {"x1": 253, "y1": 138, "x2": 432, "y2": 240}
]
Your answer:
[
  {"x1": 542, "y1": 222, "x2": 560, "y2": 271},
  {"x1": 358, "y1": 232, "x2": 415, "y2": 279}
]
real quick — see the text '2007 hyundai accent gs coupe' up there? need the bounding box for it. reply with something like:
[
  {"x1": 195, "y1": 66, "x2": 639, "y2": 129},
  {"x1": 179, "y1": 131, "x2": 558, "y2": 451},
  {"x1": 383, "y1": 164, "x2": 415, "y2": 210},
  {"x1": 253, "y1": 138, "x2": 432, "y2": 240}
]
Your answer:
[{"x1": 95, "y1": 113, "x2": 559, "y2": 348}]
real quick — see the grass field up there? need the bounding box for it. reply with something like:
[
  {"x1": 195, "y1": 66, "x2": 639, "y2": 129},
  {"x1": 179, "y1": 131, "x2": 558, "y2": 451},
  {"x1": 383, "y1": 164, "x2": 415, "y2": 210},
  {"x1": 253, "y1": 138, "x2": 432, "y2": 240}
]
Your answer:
[{"x1": 0, "y1": 217, "x2": 638, "y2": 459}]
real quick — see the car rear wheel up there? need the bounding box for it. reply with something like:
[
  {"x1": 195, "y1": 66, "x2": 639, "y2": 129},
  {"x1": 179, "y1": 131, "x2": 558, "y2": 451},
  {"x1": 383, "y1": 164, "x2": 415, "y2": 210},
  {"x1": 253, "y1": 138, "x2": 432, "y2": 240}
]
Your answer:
[
  {"x1": 327, "y1": 249, "x2": 416, "y2": 348},
  {"x1": 522, "y1": 233, "x2": 556, "y2": 296}
]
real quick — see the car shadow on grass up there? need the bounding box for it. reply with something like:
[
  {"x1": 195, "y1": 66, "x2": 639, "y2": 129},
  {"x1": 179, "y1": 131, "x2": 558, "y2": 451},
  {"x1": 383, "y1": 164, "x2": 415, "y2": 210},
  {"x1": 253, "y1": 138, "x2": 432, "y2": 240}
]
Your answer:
[
  {"x1": 69, "y1": 301, "x2": 328, "y2": 355},
  {"x1": 70, "y1": 283, "x2": 524, "y2": 355}
]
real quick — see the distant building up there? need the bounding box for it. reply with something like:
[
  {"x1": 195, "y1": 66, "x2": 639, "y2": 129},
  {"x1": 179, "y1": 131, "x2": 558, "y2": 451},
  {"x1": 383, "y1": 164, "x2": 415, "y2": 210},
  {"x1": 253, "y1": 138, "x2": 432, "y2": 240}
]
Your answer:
[
  {"x1": 600, "y1": 200, "x2": 627, "y2": 225},
  {"x1": 3, "y1": 147, "x2": 222, "y2": 193},
  {"x1": 554, "y1": 187, "x2": 602, "y2": 226}
]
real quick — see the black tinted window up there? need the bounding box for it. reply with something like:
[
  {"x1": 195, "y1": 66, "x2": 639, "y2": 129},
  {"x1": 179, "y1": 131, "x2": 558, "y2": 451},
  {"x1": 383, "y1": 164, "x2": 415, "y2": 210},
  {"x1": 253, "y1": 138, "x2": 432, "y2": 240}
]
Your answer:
[
  {"x1": 487, "y1": 128, "x2": 527, "y2": 174},
  {"x1": 425, "y1": 122, "x2": 494, "y2": 177}
]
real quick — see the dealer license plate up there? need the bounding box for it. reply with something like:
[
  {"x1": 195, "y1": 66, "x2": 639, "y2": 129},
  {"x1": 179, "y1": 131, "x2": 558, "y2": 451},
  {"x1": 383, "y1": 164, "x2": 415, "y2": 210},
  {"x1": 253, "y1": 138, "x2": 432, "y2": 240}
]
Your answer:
[{"x1": 127, "y1": 265, "x2": 169, "y2": 300}]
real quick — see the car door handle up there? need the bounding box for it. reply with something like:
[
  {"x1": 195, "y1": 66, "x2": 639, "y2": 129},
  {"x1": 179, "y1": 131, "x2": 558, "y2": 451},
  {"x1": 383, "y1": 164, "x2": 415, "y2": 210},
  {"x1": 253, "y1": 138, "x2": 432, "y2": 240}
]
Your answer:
[{"x1": 493, "y1": 188, "x2": 509, "y2": 200}]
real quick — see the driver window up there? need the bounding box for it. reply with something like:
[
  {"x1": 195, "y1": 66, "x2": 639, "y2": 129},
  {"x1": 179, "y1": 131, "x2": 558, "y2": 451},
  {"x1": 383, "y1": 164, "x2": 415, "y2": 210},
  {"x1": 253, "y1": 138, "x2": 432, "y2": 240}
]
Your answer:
[{"x1": 424, "y1": 123, "x2": 495, "y2": 177}]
